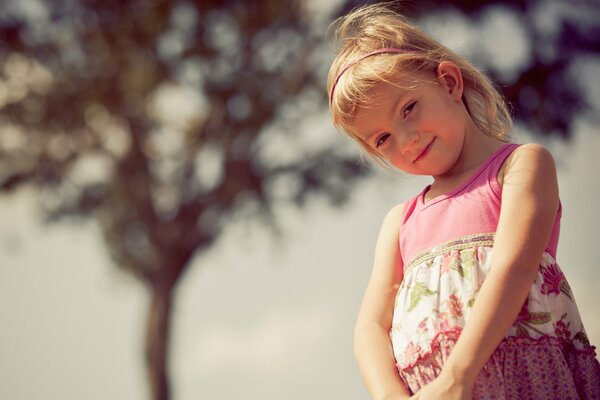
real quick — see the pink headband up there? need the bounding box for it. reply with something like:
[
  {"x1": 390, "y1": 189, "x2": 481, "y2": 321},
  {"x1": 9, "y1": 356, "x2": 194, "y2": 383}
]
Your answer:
[{"x1": 329, "y1": 47, "x2": 406, "y2": 106}]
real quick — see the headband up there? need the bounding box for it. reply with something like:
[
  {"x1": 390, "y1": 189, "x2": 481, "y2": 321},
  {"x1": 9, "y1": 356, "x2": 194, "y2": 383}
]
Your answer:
[{"x1": 329, "y1": 47, "x2": 406, "y2": 106}]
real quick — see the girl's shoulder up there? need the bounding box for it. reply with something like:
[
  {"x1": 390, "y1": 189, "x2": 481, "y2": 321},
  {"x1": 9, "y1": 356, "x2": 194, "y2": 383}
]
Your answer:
[
  {"x1": 382, "y1": 202, "x2": 406, "y2": 229},
  {"x1": 377, "y1": 202, "x2": 407, "y2": 244},
  {"x1": 498, "y1": 143, "x2": 557, "y2": 188}
]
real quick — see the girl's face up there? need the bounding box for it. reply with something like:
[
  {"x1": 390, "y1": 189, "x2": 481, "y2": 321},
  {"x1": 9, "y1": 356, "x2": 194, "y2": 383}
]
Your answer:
[{"x1": 352, "y1": 62, "x2": 469, "y2": 178}]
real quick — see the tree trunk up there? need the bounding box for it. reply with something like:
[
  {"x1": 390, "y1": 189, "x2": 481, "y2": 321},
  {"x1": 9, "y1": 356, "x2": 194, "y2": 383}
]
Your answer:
[{"x1": 145, "y1": 284, "x2": 174, "y2": 400}]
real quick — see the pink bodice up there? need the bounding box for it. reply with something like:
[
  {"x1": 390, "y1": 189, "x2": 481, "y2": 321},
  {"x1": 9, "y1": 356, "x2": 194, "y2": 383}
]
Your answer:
[{"x1": 399, "y1": 143, "x2": 561, "y2": 267}]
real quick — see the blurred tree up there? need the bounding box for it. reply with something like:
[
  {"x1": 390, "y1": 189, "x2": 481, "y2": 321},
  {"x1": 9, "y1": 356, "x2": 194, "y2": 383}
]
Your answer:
[
  {"x1": 0, "y1": 0, "x2": 598, "y2": 399},
  {"x1": 0, "y1": 1, "x2": 364, "y2": 399}
]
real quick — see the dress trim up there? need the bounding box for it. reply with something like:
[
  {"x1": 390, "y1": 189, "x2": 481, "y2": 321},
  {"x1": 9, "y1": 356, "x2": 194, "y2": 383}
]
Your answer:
[{"x1": 404, "y1": 233, "x2": 495, "y2": 275}]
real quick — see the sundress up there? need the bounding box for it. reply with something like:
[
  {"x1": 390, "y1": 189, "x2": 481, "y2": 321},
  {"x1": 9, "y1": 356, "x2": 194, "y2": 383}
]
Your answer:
[{"x1": 391, "y1": 143, "x2": 600, "y2": 399}]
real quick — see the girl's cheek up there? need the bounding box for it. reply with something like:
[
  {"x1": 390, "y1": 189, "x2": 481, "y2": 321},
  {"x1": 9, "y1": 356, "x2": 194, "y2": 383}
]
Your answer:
[
  {"x1": 383, "y1": 138, "x2": 398, "y2": 157},
  {"x1": 385, "y1": 142, "x2": 408, "y2": 165}
]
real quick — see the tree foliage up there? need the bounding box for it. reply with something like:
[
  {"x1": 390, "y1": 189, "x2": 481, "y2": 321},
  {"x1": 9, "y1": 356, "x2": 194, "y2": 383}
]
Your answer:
[{"x1": 0, "y1": 0, "x2": 362, "y2": 281}]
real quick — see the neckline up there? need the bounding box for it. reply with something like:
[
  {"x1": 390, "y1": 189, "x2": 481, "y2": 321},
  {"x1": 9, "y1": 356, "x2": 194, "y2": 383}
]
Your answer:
[{"x1": 419, "y1": 143, "x2": 515, "y2": 208}]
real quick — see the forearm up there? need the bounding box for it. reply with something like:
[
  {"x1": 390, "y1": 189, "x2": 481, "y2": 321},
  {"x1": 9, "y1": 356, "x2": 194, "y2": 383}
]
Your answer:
[
  {"x1": 442, "y1": 262, "x2": 538, "y2": 383},
  {"x1": 355, "y1": 322, "x2": 411, "y2": 400}
]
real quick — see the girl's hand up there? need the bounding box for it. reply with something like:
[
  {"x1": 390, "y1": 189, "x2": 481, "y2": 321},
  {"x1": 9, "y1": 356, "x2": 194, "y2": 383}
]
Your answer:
[{"x1": 409, "y1": 370, "x2": 474, "y2": 400}]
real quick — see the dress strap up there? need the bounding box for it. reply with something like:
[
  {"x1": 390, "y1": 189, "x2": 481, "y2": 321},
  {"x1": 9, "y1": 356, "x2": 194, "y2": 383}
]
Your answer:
[
  {"x1": 400, "y1": 193, "x2": 420, "y2": 227},
  {"x1": 485, "y1": 143, "x2": 520, "y2": 199}
]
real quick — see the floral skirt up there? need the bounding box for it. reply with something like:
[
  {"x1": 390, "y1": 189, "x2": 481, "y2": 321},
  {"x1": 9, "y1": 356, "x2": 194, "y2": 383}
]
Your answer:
[{"x1": 391, "y1": 234, "x2": 600, "y2": 399}]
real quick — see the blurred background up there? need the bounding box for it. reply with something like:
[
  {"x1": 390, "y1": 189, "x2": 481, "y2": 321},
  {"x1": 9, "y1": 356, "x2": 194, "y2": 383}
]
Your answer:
[{"x1": 0, "y1": 0, "x2": 598, "y2": 399}]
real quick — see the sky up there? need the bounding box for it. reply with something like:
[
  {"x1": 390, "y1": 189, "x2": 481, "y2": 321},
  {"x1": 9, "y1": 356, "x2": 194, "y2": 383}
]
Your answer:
[{"x1": 1, "y1": 2, "x2": 599, "y2": 400}]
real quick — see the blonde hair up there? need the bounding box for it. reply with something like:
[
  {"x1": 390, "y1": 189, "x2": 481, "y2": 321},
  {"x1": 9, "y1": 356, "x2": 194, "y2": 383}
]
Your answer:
[{"x1": 327, "y1": 3, "x2": 513, "y2": 164}]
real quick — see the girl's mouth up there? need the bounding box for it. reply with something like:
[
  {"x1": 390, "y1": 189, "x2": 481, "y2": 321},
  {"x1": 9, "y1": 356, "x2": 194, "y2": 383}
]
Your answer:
[{"x1": 414, "y1": 138, "x2": 435, "y2": 163}]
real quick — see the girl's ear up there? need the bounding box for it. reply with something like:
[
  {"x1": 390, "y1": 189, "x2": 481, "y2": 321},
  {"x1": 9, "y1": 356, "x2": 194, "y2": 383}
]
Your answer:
[{"x1": 436, "y1": 61, "x2": 464, "y2": 102}]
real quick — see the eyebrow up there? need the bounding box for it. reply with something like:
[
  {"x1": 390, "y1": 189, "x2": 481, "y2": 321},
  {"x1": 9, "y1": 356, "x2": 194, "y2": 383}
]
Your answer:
[{"x1": 364, "y1": 89, "x2": 409, "y2": 144}]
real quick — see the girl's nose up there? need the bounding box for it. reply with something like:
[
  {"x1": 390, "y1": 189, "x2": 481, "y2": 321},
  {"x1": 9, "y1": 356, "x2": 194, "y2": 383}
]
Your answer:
[{"x1": 398, "y1": 130, "x2": 420, "y2": 154}]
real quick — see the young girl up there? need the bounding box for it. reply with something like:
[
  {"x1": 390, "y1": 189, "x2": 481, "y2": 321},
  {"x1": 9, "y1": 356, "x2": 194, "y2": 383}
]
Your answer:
[{"x1": 328, "y1": 4, "x2": 600, "y2": 399}]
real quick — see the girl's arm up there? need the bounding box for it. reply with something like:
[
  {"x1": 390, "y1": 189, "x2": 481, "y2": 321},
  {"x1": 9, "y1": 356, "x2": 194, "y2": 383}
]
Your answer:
[
  {"x1": 413, "y1": 143, "x2": 560, "y2": 399},
  {"x1": 355, "y1": 204, "x2": 411, "y2": 400}
]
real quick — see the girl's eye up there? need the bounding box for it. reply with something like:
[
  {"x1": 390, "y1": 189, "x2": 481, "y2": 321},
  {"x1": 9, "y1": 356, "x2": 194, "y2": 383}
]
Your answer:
[
  {"x1": 375, "y1": 133, "x2": 390, "y2": 148},
  {"x1": 403, "y1": 101, "x2": 417, "y2": 118}
]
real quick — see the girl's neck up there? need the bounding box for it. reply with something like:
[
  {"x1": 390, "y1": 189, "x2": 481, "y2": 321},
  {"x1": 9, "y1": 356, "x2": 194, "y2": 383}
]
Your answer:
[{"x1": 431, "y1": 122, "x2": 505, "y2": 191}]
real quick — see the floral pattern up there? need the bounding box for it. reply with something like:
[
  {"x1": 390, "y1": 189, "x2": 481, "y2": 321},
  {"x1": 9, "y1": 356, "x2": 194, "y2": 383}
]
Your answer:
[
  {"x1": 540, "y1": 262, "x2": 574, "y2": 300},
  {"x1": 407, "y1": 282, "x2": 437, "y2": 312},
  {"x1": 445, "y1": 294, "x2": 463, "y2": 319},
  {"x1": 514, "y1": 300, "x2": 552, "y2": 337},
  {"x1": 390, "y1": 234, "x2": 600, "y2": 398}
]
